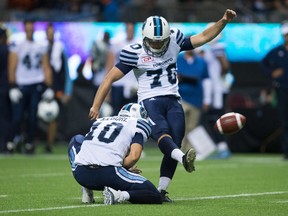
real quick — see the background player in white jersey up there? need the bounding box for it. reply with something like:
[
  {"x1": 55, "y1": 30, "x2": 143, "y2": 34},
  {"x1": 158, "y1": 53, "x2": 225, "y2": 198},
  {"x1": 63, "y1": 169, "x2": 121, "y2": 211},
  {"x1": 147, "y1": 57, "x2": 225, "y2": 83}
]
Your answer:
[
  {"x1": 200, "y1": 26, "x2": 232, "y2": 159},
  {"x1": 89, "y1": 9, "x2": 237, "y2": 202},
  {"x1": 68, "y1": 103, "x2": 162, "y2": 205},
  {"x1": 7, "y1": 21, "x2": 53, "y2": 154}
]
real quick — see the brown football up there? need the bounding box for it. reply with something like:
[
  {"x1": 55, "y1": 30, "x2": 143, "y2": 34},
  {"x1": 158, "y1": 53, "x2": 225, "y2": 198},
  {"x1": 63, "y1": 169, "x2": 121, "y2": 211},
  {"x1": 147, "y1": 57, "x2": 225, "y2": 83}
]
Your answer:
[{"x1": 214, "y1": 112, "x2": 246, "y2": 135}]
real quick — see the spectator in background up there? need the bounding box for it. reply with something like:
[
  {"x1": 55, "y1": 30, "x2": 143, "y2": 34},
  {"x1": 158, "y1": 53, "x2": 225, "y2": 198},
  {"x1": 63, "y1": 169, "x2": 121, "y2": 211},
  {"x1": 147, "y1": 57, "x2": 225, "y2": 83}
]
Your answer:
[
  {"x1": 91, "y1": 31, "x2": 113, "y2": 92},
  {"x1": 90, "y1": 31, "x2": 114, "y2": 117},
  {"x1": 199, "y1": 24, "x2": 232, "y2": 159},
  {"x1": 45, "y1": 23, "x2": 72, "y2": 153},
  {"x1": 7, "y1": 21, "x2": 53, "y2": 154},
  {"x1": 0, "y1": 27, "x2": 9, "y2": 153},
  {"x1": 177, "y1": 49, "x2": 211, "y2": 153},
  {"x1": 261, "y1": 22, "x2": 288, "y2": 160},
  {"x1": 109, "y1": 22, "x2": 138, "y2": 115}
]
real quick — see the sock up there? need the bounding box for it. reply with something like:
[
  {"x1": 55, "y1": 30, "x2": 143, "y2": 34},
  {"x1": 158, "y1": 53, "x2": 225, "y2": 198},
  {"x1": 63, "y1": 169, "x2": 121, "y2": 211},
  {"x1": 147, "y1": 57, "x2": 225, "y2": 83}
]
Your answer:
[
  {"x1": 171, "y1": 148, "x2": 184, "y2": 164},
  {"x1": 158, "y1": 136, "x2": 178, "y2": 156},
  {"x1": 158, "y1": 176, "x2": 171, "y2": 191}
]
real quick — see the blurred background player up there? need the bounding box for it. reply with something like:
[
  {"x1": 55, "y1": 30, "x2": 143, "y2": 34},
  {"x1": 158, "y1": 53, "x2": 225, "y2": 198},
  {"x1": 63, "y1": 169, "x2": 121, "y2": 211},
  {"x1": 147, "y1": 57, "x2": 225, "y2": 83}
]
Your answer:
[
  {"x1": 89, "y1": 10, "x2": 237, "y2": 202},
  {"x1": 90, "y1": 30, "x2": 114, "y2": 115},
  {"x1": 7, "y1": 21, "x2": 53, "y2": 154},
  {"x1": 0, "y1": 27, "x2": 9, "y2": 154},
  {"x1": 91, "y1": 31, "x2": 112, "y2": 92},
  {"x1": 199, "y1": 23, "x2": 233, "y2": 159},
  {"x1": 44, "y1": 23, "x2": 72, "y2": 153},
  {"x1": 68, "y1": 103, "x2": 162, "y2": 205},
  {"x1": 177, "y1": 49, "x2": 212, "y2": 153},
  {"x1": 261, "y1": 22, "x2": 288, "y2": 160},
  {"x1": 109, "y1": 22, "x2": 138, "y2": 115}
]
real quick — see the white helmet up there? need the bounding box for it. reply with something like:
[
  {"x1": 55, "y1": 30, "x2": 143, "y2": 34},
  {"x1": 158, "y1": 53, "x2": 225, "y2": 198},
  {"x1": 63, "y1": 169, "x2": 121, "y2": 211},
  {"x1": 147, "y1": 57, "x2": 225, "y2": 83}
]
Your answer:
[
  {"x1": 37, "y1": 99, "x2": 59, "y2": 122},
  {"x1": 142, "y1": 16, "x2": 170, "y2": 57},
  {"x1": 118, "y1": 103, "x2": 148, "y2": 119}
]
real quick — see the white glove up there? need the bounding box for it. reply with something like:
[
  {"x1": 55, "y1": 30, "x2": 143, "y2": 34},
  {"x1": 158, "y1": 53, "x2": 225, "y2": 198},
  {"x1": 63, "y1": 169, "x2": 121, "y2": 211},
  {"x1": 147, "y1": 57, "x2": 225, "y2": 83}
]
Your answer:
[
  {"x1": 42, "y1": 88, "x2": 54, "y2": 101},
  {"x1": 9, "y1": 88, "x2": 23, "y2": 103}
]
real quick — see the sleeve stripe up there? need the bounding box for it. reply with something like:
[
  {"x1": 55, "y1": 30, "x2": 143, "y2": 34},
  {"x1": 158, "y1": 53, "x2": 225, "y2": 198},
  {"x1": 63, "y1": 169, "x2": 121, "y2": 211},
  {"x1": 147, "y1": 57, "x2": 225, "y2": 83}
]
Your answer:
[
  {"x1": 120, "y1": 59, "x2": 138, "y2": 65},
  {"x1": 121, "y1": 49, "x2": 138, "y2": 57},
  {"x1": 137, "y1": 120, "x2": 151, "y2": 137},
  {"x1": 137, "y1": 125, "x2": 150, "y2": 138},
  {"x1": 176, "y1": 31, "x2": 185, "y2": 45},
  {"x1": 120, "y1": 53, "x2": 138, "y2": 60}
]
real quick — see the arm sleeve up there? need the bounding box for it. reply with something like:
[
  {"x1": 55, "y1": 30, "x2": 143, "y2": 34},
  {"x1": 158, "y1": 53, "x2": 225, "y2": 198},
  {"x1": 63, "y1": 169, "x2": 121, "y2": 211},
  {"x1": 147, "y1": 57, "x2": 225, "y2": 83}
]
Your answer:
[
  {"x1": 180, "y1": 37, "x2": 194, "y2": 51},
  {"x1": 115, "y1": 62, "x2": 134, "y2": 74},
  {"x1": 131, "y1": 132, "x2": 144, "y2": 147}
]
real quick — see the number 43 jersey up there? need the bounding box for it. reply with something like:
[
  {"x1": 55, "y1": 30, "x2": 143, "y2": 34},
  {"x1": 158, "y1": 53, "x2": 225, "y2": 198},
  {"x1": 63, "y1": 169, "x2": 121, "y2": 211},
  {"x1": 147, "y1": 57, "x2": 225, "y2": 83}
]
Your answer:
[
  {"x1": 74, "y1": 116, "x2": 151, "y2": 167},
  {"x1": 119, "y1": 28, "x2": 186, "y2": 102},
  {"x1": 9, "y1": 40, "x2": 48, "y2": 85}
]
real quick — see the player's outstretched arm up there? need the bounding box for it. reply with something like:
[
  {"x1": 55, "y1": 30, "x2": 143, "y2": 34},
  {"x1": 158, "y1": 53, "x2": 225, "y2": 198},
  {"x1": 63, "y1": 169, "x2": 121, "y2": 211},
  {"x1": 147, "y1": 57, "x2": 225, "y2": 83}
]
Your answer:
[
  {"x1": 89, "y1": 66, "x2": 124, "y2": 120},
  {"x1": 123, "y1": 143, "x2": 143, "y2": 170},
  {"x1": 190, "y1": 9, "x2": 236, "y2": 48}
]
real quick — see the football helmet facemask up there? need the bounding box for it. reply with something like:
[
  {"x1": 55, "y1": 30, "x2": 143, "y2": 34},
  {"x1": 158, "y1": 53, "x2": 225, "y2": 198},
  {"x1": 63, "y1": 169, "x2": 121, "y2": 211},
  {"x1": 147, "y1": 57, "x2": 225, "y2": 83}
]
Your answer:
[
  {"x1": 118, "y1": 103, "x2": 148, "y2": 120},
  {"x1": 142, "y1": 16, "x2": 170, "y2": 57}
]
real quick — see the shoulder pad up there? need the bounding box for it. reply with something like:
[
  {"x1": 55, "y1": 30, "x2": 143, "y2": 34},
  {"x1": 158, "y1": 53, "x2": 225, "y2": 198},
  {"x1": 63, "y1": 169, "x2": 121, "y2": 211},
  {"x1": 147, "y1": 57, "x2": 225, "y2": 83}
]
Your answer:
[
  {"x1": 119, "y1": 44, "x2": 140, "y2": 66},
  {"x1": 170, "y1": 28, "x2": 185, "y2": 47},
  {"x1": 136, "y1": 118, "x2": 151, "y2": 138}
]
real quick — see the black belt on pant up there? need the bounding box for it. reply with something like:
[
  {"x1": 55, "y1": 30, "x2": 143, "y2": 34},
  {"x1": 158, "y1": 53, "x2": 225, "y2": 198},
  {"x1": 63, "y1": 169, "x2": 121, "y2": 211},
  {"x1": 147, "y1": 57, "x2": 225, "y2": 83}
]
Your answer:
[{"x1": 84, "y1": 164, "x2": 102, "y2": 169}]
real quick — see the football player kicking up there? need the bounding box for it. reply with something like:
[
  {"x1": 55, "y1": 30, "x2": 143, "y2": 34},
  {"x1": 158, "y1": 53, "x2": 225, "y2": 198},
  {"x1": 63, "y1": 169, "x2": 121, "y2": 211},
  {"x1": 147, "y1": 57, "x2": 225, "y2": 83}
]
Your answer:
[
  {"x1": 89, "y1": 9, "x2": 237, "y2": 202},
  {"x1": 68, "y1": 103, "x2": 162, "y2": 205}
]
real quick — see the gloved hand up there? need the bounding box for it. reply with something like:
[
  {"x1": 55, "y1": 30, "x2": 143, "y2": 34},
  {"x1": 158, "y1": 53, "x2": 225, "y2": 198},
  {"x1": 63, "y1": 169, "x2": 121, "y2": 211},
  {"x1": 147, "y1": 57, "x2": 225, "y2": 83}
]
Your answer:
[
  {"x1": 42, "y1": 88, "x2": 54, "y2": 101},
  {"x1": 9, "y1": 88, "x2": 23, "y2": 103}
]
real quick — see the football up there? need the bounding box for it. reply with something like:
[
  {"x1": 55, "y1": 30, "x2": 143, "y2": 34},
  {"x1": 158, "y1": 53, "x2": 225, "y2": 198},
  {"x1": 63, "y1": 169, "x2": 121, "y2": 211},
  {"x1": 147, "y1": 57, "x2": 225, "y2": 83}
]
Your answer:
[{"x1": 214, "y1": 112, "x2": 246, "y2": 135}]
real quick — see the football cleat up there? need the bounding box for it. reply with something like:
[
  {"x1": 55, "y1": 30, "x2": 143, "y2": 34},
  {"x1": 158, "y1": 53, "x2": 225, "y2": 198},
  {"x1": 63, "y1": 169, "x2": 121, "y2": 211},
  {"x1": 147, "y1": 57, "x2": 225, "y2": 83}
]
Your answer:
[
  {"x1": 182, "y1": 148, "x2": 196, "y2": 173},
  {"x1": 82, "y1": 187, "x2": 95, "y2": 204},
  {"x1": 160, "y1": 190, "x2": 173, "y2": 202},
  {"x1": 103, "y1": 187, "x2": 124, "y2": 205}
]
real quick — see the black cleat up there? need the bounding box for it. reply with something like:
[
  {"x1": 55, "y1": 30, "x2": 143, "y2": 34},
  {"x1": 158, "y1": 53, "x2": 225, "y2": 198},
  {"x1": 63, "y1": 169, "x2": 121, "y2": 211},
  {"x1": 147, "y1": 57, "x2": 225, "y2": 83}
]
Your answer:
[
  {"x1": 160, "y1": 190, "x2": 173, "y2": 202},
  {"x1": 182, "y1": 148, "x2": 196, "y2": 173}
]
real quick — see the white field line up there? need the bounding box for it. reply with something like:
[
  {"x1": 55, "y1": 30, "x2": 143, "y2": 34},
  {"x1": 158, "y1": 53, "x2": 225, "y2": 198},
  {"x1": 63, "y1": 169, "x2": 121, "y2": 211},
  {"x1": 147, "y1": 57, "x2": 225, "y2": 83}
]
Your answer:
[
  {"x1": 0, "y1": 195, "x2": 7, "y2": 198},
  {"x1": 0, "y1": 191, "x2": 287, "y2": 214},
  {"x1": 0, "y1": 204, "x2": 105, "y2": 214},
  {"x1": 174, "y1": 191, "x2": 288, "y2": 201},
  {"x1": 273, "y1": 200, "x2": 288, "y2": 203}
]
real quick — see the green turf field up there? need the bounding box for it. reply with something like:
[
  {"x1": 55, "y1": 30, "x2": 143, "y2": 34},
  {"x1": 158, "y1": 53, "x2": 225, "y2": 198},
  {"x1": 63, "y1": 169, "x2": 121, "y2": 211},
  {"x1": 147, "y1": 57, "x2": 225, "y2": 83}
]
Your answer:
[{"x1": 0, "y1": 144, "x2": 287, "y2": 216}]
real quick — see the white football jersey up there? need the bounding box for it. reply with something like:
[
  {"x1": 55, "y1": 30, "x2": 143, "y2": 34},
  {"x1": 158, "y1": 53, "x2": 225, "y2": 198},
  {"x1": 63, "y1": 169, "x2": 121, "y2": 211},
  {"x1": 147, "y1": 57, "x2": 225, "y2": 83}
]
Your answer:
[
  {"x1": 10, "y1": 40, "x2": 48, "y2": 85},
  {"x1": 75, "y1": 116, "x2": 151, "y2": 167},
  {"x1": 119, "y1": 28, "x2": 185, "y2": 102}
]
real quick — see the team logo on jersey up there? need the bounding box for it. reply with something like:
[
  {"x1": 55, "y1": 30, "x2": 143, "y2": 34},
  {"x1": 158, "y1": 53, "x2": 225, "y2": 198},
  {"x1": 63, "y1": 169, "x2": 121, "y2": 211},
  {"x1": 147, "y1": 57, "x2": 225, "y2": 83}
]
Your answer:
[{"x1": 141, "y1": 56, "x2": 153, "y2": 63}]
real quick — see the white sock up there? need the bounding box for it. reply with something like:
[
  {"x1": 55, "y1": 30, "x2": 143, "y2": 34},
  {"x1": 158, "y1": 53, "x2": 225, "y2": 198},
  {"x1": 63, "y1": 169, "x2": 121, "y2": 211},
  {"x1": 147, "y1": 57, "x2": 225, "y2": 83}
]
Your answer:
[
  {"x1": 217, "y1": 141, "x2": 229, "y2": 152},
  {"x1": 158, "y1": 176, "x2": 171, "y2": 191},
  {"x1": 121, "y1": 191, "x2": 130, "y2": 201},
  {"x1": 171, "y1": 149, "x2": 185, "y2": 164}
]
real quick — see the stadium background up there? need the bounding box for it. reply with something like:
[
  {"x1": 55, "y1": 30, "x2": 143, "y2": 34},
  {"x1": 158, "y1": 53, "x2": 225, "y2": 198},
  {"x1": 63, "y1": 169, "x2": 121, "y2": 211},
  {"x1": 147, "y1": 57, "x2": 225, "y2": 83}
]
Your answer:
[{"x1": 1, "y1": 0, "x2": 286, "y2": 153}]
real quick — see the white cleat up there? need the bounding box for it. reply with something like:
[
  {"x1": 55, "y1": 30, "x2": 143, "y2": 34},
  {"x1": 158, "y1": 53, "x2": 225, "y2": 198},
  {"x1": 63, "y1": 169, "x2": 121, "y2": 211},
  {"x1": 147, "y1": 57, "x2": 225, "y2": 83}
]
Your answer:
[
  {"x1": 82, "y1": 187, "x2": 95, "y2": 204},
  {"x1": 103, "y1": 187, "x2": 124, "y2": 205}
]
